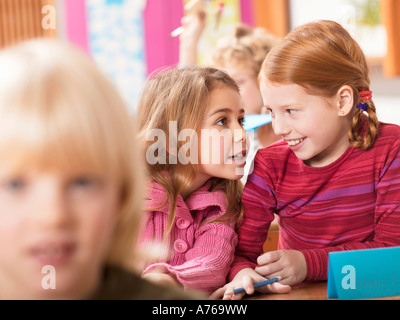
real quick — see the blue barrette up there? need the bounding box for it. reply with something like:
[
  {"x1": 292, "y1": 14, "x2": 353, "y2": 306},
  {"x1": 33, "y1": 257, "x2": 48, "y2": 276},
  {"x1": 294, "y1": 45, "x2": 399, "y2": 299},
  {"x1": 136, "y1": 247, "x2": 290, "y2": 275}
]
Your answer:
[{"x1": 357, "y1": 103, "x2": 368, "y2": 111}]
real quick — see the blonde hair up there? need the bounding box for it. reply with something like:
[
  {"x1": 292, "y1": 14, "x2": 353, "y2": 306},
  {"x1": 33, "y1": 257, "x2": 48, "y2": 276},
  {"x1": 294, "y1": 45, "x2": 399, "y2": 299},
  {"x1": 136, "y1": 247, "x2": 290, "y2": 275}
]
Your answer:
[
  {"x1": 0, "y1": 39, "x2": 143, "y2": 270},
  {"x1": 262, "y1": 20, "x2": 379, "y2": 150},
  {"x1": 137, "y1": 66, "x2": 243, "y2": 237},
  {"x1": 211, "y1": 23, "x2": 279, "y2": 76}
]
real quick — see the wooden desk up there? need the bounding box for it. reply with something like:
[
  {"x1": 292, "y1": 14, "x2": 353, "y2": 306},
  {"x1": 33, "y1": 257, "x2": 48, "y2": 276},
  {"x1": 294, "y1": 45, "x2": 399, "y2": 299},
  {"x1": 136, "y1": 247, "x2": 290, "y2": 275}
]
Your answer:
[
  {"x1": 246, "y1": 281, "x2": 400, "y2": 300},
  {"x1": 247, "y1": 281, "x2": 327, "y2": 300}
]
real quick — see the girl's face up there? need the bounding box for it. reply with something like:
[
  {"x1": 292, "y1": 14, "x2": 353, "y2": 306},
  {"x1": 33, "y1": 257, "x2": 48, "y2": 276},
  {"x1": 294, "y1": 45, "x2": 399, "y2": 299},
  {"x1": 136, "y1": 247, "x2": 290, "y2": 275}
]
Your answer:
[
  {"x1": 197, "y1": 87, "x2": 248, "y2": 180},
  {"x1": 0, "y1": 163, "x2": 120, "y2": 299},
  {"x1": 260, "y1": 79, "x2": 350, "y2": 167},
  {"x1": 219, "y1": 64, "x2": 264, "y2": 115}
]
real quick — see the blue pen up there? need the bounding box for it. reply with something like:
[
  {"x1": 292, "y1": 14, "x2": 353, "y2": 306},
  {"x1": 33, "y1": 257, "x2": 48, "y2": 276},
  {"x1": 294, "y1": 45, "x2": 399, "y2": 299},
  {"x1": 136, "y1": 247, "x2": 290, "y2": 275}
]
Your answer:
[{"x1": 229, "y1": 277, "x2": 280, "y2": 295}]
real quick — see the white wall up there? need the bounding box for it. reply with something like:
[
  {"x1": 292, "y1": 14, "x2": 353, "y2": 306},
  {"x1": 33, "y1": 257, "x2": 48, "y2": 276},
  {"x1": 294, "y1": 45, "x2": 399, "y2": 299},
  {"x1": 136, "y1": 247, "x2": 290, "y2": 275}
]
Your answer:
[{"x1": 289, "y1": 0, "x2": 386, "y2": 58}]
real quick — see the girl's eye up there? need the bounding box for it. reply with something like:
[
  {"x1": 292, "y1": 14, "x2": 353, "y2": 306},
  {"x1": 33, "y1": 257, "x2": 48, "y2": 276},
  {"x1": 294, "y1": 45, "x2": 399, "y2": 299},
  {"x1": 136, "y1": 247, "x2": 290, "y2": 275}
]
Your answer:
[
  {"x1": 70, "y1": 176, "x2": 99, "y2": 189},
  {"x1": 288, "y1": 109, "x2": 297, "y2": 115},
  {"x1": 3, "y1": 178, "x2": 25, "y2": 192},
  {"x1": 216, "y1": 118, "x2": 227, "y2": 126}
]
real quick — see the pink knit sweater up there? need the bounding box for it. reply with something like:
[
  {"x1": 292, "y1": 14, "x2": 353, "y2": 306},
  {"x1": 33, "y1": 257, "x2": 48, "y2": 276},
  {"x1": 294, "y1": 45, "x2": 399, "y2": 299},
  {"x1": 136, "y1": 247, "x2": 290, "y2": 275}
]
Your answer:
[{"x1": 139, "y1": 180, "x2": 238, "y2": 293}]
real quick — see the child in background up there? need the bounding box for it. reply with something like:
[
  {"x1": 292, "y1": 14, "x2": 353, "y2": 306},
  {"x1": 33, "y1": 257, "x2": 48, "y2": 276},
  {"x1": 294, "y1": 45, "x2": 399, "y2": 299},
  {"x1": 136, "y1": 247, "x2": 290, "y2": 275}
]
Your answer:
[
  {"x1": 0, "y1": 39, "x2": 198, "y2": 300},
  {"x1": 214, "y1": 20, "x2": 400, "y2": 300},
  {"x1": 210, "y1": 24, "x2": 278, "y2": 119},
  {"x1": 137, "y1": 66, "x2": 247, "y2": 294}
]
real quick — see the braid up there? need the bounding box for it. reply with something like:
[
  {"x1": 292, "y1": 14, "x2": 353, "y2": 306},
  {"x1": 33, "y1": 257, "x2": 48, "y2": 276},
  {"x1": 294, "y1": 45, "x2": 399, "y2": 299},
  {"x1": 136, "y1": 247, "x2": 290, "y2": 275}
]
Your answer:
[{"x1": 349, "y1": 93, "x2": 379, "y2": 150}]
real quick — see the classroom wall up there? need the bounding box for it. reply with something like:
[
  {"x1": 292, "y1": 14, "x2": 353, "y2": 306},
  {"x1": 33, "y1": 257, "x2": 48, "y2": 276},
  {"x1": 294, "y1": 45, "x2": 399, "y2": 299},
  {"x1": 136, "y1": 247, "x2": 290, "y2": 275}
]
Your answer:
[
  {"x1": 1, "y1": 0, "x2": 397, "y2": 112},
  {"x1": 0, "y1": 0, "x2": 56, "y2": 48},
  {"x1": 86, "y1": 0, "x2": 146, "y2": 114},
  {"x1": 289, "y1": 0, "x2": 387, "y2": 58}
]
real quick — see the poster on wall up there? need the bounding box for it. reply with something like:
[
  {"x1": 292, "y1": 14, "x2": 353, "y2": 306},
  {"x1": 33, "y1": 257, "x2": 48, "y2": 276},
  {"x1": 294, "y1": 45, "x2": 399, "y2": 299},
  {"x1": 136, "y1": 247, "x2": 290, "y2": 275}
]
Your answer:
[
  {"x1": 86, "y1": 0, "x2": 147, "y2": 113},
  {"x1": 186, "y1": 0, "x2": 242, "y2": 65},
  {"x1": 63, "y1": 0, "x2": 256, "y2": 112}
]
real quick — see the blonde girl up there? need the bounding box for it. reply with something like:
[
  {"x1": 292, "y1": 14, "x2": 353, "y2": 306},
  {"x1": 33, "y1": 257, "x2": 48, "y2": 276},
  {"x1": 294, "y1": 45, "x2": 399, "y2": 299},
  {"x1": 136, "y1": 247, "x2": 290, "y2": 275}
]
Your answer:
[
  {"x1": 0, "y1": 39, "x2": 194, "y2": 299},
  {"x1": 215, "y1": 20, "x2": 400, "y2": 300},
  {"x1": 137, "y1": 66, "x2": 247, "y2": 293}
]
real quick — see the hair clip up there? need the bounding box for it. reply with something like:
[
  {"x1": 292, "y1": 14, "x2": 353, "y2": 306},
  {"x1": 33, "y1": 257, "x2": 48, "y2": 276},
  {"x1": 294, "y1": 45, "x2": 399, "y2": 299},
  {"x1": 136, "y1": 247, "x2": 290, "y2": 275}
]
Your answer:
[
  {"x1": 360, "y1": 90, "x2": 372, "y2": 101},
  {"x1": 357, "y1": 102, "x2": 368, "y2": 111},
  {"x1": 357, "y1": 90, "x2": 372, "y2": 111}
]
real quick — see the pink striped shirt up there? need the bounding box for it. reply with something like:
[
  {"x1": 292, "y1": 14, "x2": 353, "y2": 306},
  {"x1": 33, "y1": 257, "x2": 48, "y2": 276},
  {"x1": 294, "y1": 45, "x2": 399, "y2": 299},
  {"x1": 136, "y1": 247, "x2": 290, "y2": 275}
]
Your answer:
[{"x1": 229, "y1": 122, "x2": 400, "y2": 282}]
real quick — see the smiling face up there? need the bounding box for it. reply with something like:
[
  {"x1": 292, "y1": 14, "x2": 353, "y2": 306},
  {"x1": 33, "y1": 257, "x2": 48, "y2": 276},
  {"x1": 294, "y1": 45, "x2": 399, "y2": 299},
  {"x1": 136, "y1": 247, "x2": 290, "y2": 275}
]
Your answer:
[
  {"x1": 260, "y1": 78, "x2": 352, "y2": 167},
  {"x1": 197, "y1": 86, "x2": 248, "y2": 181},
  {"x1": 0, "y1": 162, "x2": 120, "y2": 299}
]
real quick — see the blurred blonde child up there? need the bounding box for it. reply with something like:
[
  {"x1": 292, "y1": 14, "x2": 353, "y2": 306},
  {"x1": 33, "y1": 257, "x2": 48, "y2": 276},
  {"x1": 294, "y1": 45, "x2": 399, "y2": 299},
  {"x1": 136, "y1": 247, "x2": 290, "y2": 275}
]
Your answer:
[
  {"x1": 0, "y1": 39, "x2": 198, "y2": 300},
  {"x1": 137, "y1": 66, "x2": 247, "y2": 293}
]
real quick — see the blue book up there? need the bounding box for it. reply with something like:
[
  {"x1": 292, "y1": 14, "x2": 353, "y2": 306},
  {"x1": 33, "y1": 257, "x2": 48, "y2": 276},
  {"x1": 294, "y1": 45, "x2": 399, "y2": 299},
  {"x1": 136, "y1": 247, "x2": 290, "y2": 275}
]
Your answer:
[{"x1": 327, "y1": 246, "x2": 400, "y2": 300}]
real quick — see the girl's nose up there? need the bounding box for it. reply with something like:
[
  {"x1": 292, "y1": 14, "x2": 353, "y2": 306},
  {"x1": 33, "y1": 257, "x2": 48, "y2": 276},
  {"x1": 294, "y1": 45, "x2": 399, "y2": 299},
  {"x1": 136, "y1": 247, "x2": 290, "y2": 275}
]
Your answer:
[
  {"x1": 232, "y1": 122, "x2": 247, "y2": 143},
  {"x1": 233, "y1": 128, "x2": 246, "y2": 143},
  {"x1": 31, "y1": 181, "x2": 70, "y2": 230},
  {"x1": 272, "y1": 116, "x2": 290, "y2": 137}
]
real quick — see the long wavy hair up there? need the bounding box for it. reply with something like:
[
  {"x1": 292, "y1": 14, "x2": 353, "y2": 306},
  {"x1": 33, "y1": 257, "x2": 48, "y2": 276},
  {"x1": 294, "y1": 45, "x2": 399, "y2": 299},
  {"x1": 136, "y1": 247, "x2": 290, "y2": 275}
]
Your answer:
[
  {"x1": 262, "y1": 20, "x2": 379, "y2": 150},
  {"x1": 137, "y1": 66, "x2": 244, "y2": 237}
]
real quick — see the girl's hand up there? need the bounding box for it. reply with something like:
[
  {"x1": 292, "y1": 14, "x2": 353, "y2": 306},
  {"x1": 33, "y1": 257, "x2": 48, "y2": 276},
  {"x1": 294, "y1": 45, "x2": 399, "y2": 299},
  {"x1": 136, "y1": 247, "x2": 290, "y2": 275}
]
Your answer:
[
  {"x1": 180, "y1": 9, "x2": 206, "y2": 44},
  {"x1": 210, "y1": 268, "x2": 291, "y2": 300},
  {"x1": 255, "y1": 250, "x2": 307, "y2": 286},
  {"x1": 179, "y1": 6, "x2": 206, "y2": 66}
]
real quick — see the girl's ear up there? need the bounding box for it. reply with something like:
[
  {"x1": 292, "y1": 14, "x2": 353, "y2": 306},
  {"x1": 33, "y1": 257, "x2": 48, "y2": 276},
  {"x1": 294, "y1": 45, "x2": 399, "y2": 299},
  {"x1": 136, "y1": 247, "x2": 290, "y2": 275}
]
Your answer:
[{"x1": 336, "y1": 85, "x2": 354, "y2": 116}]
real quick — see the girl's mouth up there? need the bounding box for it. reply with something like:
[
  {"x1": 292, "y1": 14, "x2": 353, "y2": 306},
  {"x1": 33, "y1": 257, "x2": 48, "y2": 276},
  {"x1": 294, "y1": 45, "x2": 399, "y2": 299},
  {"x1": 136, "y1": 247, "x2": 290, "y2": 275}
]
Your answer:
[
  {"x1": 286, "y1": 138, "x2": 305, "y2": 146},
  {"x1": 229, "y1": 150, "x2": 247, "y2": 164},
  {"x1": 286, "y1": 137, "x2": 306, "y2": 151},
  {"x1": 29, "y1": 242, "x2": 76, "y2": 266}
]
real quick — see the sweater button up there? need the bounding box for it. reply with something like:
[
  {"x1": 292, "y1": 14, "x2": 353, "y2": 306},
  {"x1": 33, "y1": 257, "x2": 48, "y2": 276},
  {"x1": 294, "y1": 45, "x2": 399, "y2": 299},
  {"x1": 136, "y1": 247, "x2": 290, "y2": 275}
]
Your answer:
[
  {"x1": 173, "y1": 239, "x2": 188, "y2": 253},
  {"x1": 176, "y1": 218, "x2": 190, "y2": 230}
]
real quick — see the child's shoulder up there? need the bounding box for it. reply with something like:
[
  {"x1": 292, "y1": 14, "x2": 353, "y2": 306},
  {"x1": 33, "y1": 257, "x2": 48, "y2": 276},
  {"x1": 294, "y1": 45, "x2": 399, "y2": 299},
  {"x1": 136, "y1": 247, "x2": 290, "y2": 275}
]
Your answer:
[
  {"x1": 145, "y1": 178, "x2": 227, "y2": 213},
  {"x1": 143, "y1": 179, "x2": 169, "y2": 211},
  {"x1": 146, "y1": 179, "x2": 167, "y2": 197},
  {"x1": 378, "y1": 122, "x2": 400, "y2": 139},
  {"x1": 186, "y1": 180, "x2": 228, "y2": 212},
  {"x1": 373, "y1": 122, "x2": 400, "y2": 152}
]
